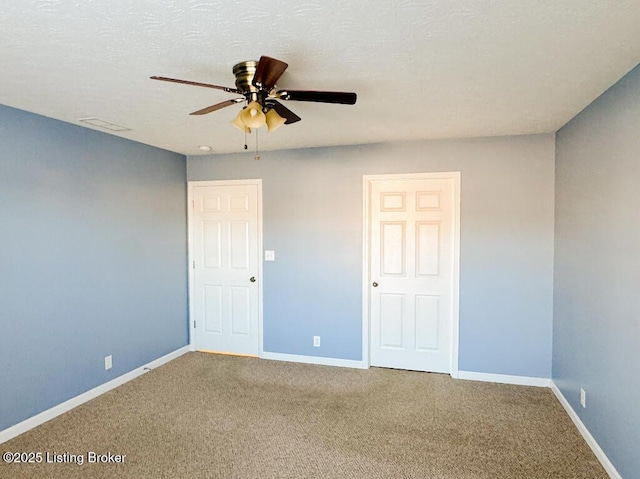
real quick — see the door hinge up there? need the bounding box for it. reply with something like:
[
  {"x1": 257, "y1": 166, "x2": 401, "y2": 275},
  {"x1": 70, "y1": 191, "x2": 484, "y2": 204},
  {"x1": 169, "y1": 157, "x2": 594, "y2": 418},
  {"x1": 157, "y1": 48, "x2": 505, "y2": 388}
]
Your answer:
[
  {"x1": 192, "y1": 200, "x2": 195, "y2": 209},
  {"x1": 192, "y1": 260, "x2": 195, "y2": 269},
  {"x1": 193, "y1": 320, "x2": 196, "y2": 328}
]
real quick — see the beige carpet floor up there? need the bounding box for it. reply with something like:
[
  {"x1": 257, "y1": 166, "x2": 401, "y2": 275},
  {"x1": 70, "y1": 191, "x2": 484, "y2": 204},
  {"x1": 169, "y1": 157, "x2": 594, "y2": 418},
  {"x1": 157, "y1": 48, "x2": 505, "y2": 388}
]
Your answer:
[{"x1": 1, "y1": 352, "x2": 607, "y2": 478}]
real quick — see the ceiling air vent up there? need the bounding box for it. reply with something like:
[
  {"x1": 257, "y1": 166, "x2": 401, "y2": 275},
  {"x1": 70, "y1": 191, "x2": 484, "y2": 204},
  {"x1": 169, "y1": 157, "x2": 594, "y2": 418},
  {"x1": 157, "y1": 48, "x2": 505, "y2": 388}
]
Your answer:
[{"x1": 78, "y1": 117, "x2": 131, "y2": 132}]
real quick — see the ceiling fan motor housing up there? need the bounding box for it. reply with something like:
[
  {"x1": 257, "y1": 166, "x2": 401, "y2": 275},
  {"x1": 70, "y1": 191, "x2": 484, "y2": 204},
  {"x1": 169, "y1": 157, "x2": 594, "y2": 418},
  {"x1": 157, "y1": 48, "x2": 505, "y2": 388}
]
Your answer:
[{"x1": 232, "y1": 61, "x2": 259, "y2": 95}]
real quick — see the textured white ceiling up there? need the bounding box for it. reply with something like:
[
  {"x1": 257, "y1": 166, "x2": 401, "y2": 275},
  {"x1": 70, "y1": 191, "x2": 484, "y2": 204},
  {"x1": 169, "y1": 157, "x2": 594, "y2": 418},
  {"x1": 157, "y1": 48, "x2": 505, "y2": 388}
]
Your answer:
[{"x1": 1, "y1": 1, "x2": 639, "y2": 155}]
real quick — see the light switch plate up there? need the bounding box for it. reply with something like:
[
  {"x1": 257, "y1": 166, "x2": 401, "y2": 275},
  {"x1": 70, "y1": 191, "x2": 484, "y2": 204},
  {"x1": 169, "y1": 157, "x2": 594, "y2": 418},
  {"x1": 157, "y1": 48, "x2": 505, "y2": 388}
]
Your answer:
[{"x1": 265, "y1": 250, "x2": 275, "y2": 261}]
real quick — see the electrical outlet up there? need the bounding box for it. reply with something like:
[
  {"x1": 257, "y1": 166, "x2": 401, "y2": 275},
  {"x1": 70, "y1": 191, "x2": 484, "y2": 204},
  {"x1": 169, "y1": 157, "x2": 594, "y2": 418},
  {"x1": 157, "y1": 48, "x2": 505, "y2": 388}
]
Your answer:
[
  {"x1": 313, "y1": 336, "x2": 321, "y2": 347},
  {"x1": 105, "y1": 355, "x2": 113, "y2": 371},
  {"x1": 580, "y1": 388, "x2": 586, "y2": 408},
  {"x1": 264, "y1": 250, "x2": 275, "y2": 261}
]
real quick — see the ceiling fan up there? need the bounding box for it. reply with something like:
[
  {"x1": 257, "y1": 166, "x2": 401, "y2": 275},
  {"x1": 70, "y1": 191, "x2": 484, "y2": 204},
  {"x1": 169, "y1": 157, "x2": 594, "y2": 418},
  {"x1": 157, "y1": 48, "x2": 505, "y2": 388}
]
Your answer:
[{"x1": 151, "y1": 56, "x2": 357, "y2": 133}]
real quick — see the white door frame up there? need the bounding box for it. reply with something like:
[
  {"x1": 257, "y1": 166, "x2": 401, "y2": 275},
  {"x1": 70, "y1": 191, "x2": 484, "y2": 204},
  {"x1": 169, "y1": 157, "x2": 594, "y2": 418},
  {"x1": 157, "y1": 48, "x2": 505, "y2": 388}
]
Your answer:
[
  {"x1": 362, "y1": 172, "x2": 461, "y2": 377},
  {"x1": 187, "y1": 179, "x2": 264, "y2": 357}
]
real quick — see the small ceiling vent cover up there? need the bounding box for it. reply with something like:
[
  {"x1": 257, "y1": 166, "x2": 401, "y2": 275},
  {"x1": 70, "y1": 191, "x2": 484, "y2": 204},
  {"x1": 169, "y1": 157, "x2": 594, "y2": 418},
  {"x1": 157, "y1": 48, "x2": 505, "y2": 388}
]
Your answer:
[{"x1": 79, "y1": 117, "x2": 131, "y2": 132}]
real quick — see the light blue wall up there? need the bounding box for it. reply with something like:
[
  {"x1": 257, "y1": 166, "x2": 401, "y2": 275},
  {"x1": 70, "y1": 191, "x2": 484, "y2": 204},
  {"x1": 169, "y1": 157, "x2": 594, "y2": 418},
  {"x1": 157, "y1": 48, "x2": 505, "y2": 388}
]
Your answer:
[
  {"x1": 554, "y1": 64, "x2": 640, "y2": 478},
  {"x1": 188, "y1": 134, "x2": 555, "y2": 377},
  {"x1": 0, "y1": 104, "x2": 188, "y2": 431}
]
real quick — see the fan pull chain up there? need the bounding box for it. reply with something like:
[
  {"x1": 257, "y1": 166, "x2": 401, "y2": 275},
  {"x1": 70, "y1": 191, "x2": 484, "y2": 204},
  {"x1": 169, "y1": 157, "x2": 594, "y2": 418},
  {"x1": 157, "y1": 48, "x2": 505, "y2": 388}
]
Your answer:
[
  {"x1": 243, "y1": 128, "x2": 248, "y2": 150},
  {"x1": 254, "y1": 129, "x2": 260, "y2": 160}
]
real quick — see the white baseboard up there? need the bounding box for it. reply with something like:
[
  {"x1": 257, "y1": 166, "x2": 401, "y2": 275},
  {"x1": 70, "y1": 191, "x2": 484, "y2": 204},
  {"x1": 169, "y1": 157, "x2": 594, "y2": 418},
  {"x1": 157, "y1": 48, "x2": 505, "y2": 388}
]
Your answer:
[
  {"x1": 0, "y1": 345, "x2": 190, "y2": 445},
  {"x1": 550, "y1": 381, "x2": 622, "y2": 479},
  {"x1": 261, "y1": 351, "x2": 367, "y2": 369},
  {"x1": 458, "y1": 370, "x2": 551, "y2": 387}
]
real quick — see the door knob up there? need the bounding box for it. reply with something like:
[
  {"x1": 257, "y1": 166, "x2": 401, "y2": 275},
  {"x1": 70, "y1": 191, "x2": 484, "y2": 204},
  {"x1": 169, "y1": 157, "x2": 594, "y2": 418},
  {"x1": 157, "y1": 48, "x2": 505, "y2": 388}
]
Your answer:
[
  {"x1": 250, "y1": 276, "x2": 256, "y2": 283},
  {"x1": 372, "y1": 282, "x2": 378, "y2": 287}
]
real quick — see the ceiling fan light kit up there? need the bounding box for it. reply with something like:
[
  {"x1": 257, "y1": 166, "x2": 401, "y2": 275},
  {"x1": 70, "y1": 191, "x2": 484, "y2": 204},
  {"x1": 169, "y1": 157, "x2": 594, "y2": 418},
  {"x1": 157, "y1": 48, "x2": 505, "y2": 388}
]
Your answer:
[
  {"x1": 151, "y1": 56, "x2": 357, "y2": 151},
  {"x1": 265, "y1": 108, "x2": 286, "y2": 132},
  {"x1": 236, "y1": 101, "x2": 267, "y2": 129},
  {"x1": 231, "y1": 113, "x2": 251, "y2": 133}
]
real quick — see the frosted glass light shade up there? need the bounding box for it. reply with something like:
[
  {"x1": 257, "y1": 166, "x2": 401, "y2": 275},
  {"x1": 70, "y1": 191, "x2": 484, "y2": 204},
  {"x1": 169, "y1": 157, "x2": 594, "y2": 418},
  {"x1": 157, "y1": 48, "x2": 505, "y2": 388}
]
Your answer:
[
  {"x1": 239, "y1": 101, "x2": 266, "y2": 128},
  {"x1": 231, "y1": 112, "x2": 251, "y2": 133},
  {"x1": 265, "y1": 108, "x2": 286, "y2": 132}
]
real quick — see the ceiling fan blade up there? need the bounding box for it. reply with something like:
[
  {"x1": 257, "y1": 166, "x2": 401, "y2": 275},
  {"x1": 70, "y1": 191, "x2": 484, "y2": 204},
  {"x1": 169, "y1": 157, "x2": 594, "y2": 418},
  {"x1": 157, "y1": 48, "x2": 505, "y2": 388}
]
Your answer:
[
  {"x1": 253, "y1": 56, "x2": 288, "y2": 90},
  {"x1": 151, "y1": 76, "x2": 240, "y2": 94},
  {"x1": 190, "y1": 98, "x2": 244, "y2": 115},
  {"x1": 278, "y1": 90, "x2": 357, "y2": 105},
  {"x1": 268, "y1": 100, "x2": 301, "y2": 124}
]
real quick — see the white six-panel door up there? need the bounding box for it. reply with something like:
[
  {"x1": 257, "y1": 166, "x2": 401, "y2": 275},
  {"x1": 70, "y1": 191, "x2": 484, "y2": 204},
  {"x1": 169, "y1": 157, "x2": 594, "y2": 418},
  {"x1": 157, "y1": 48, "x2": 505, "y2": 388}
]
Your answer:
[
  {"x1": 190, "y1": 181, "x2": 261, "y2": 356},
  {"x1": 367, "y1": 174, "x2": 459, "y2": 373}
]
